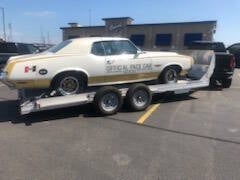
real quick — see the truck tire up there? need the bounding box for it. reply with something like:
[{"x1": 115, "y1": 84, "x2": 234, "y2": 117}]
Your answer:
[
  {"x1": 222, "y1": 79, "x2": 232, "y2": 88},
  {"x1": 53, "y1": 72, "x2": 86, "y2": 96},
  {"x1": 94, "y1": 86, "x2": 122, "y2": 115},
  {"x1": 125, "y1": 84, "x2": 152, "y2": 111},
  {"x1": 160, "y1": 66, "x2": 179, "y2": 84},
  {"x1": 209, "y1": 78, "x2": 217, "y2": 88}
]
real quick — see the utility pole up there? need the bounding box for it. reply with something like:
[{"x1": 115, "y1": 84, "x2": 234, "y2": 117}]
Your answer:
[
  {"x1": 89, "y1": 9, "x2": 92, "y2": 26},
  {"x1": 47, "y1": 31, "x2": 50, "y2": 44},
  {"x1": 0, "y1": 7, "x2": 6, "y2": 41},
  {"x1": 8, "y1": 23, "x2": 12, "y2": 41}
]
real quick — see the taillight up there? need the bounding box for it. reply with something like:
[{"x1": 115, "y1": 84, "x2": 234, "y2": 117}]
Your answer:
[{"x1": 230, "y1": 55, "x2": 235, "y2": 69}]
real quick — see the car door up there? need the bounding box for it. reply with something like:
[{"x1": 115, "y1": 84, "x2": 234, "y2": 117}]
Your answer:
[{"x1": 102, "y1": 40, "x2": 152, "y2": 83}]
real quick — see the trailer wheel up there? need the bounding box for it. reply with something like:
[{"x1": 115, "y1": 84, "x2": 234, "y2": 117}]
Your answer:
[
  {"x1": 126, "y1": 84, "x2": 152, "y2": 111},
  {"x1": 94, "y1": 86, "x2": 122, "y2": 115}
]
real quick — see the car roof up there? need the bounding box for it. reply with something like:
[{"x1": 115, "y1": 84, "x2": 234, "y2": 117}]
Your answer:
[{"x1": 70, "y1": 37, "x2": 129, "y2": 43}]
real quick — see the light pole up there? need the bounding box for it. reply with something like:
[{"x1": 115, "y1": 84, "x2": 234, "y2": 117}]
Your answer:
[{"x1": 0, "y1": 7, "x2": 6, "y2": 41}]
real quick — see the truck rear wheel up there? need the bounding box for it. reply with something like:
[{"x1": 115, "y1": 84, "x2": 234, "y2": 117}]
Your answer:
[
  {"x1": 222, "y1": 79, "x2": 232, "y2": 88},
  {"x1": 94, "y1": 86, "x2": 123, "y2": 115},
  {"x1": 125, "y1": 84, "x2": 152, "y2": 111}
]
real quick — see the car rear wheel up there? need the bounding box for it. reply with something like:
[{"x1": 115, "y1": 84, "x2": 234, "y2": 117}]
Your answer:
[{"x1": 53, "y1": 72, "x2": 85, "y2": 96}]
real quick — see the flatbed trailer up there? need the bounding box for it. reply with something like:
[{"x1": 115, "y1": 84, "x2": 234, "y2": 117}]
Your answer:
[{"x1": 17, "y1": 50, "x2": 215, "y2": 116}]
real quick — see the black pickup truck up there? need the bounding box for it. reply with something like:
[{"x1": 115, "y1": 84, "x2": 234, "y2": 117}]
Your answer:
[
  {"x1": 0, "y1": 42, "x2": 39, "y2": 71},
  {"x1": 188, "y1": 41, "x2": 235, "y2": 88},
  {"x1": 227, "y1": 43, "x2": 240, "y2": 68}
]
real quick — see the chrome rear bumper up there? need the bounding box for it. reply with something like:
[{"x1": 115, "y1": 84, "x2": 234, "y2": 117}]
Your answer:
[
  {"x1": 0, "y1": 72, "x2": 15, "y2": 88},
  {"x1": 0, "y1": 72, "x2": 6, "y2": 81}
]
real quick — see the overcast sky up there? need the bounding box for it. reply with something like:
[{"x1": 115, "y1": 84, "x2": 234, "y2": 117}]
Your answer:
[{"x1": 0, "y1": 0, "x2": 239, "y2": 45}]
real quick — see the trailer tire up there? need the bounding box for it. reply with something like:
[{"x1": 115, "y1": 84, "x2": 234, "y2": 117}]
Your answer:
[
  {"x1": 126, "y1": 84, "x2": 152, "y2": 111},
  {"x1": 94, "y1": 86, "x2": 122, "y2": 115}
]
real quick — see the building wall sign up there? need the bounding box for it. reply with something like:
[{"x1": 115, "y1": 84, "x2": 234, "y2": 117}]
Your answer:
[{"x1": 109, "y1": 24, "x2": 123, "y2": 31}]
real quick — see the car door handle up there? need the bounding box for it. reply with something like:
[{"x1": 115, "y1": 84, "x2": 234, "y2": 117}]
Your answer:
[{"x1": 106, "y1": 60, "x2": 115, "y2": 64}]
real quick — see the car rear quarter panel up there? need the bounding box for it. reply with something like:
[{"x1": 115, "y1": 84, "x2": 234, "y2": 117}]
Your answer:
[{"x1": 9, "y1": 54, "x2": 105, "y2": 81}]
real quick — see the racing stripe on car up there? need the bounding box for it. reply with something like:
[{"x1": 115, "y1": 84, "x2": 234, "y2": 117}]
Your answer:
[{"x1": 88, "y1": 72, "x2": 160, "y2": 84}]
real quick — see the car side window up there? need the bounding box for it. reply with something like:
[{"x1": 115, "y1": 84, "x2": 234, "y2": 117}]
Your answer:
[
  {"x1": 102, "y1": 40, "x2": 138, "y2": 56},
  {"x1": 17, "y1": 44, "x2": 31, "y2": 54},
  {"x1": 91, "y1": 42, "x2": 105, "y2": 56},
  {"x1": 27, "y1": 44, "x2": 39, "y2": 54}
]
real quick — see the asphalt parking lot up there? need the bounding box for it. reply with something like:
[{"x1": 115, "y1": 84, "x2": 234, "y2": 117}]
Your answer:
[{"x1": 0, "y1": 70, "x2": 240, "y2": 180}]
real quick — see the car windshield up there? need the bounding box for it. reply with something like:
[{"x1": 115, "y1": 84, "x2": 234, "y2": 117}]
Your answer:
[{"x1": 47, "y1": 40, "x2": 72, "y2": 53}]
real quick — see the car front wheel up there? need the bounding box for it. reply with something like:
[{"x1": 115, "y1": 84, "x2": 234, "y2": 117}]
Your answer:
[{"x1": 160, "y1": 67, "x2": 179, "y2": 84}]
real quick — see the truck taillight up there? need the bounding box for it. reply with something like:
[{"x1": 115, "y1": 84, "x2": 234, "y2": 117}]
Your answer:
[{"x1": 230, "y1": 56, "x2": 235, "y2": 69}]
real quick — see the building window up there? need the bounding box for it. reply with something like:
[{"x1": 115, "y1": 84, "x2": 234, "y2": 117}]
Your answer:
[
  {"x1": 184, "y1": 33, "x2": 203, "y2": 46},
  {"x1": 130, "y1": 34, "x2": 145, "y2": 47},
  {"x1": 155, "y1": 34, "x2": 172, "y2": 46},
  {"x1": 67, "y1": 35, "x2": 80, "y2": 39}
]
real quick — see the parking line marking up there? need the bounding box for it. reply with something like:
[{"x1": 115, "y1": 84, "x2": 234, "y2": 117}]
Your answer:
[
  {"x1": 137, "y1": 104, "x2": 160, "y2": 124},
  {"x1": 0, "y1": 84, "x2": 5, "y2": 87}
]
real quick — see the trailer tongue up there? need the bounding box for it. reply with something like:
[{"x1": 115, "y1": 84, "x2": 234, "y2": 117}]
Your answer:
[{"x1": 17, "y1": 50, "x2": 215, "y2": 115}]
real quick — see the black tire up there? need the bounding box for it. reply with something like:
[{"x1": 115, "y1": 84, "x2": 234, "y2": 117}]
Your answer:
[
  {"x1": 209, "y1": 77, "x2": 217, "y2": 88},
  {"x1": 52, "y1": 72, "x2": 86, "y2": 96},
  {"x1": 222, "y1": 79, "x2": 232, "y2": 88},
  {"x1": 93, "y1": 86, "x2": 122, "y2": 115},
  {"x1": 160, "y1": 66, "x2": 179, "y2": 84},
  {"x1": 125, "y1": 83, "x2": 152, "y2": 111}
]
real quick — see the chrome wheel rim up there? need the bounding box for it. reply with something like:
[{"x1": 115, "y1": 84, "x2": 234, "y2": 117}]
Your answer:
[
  {"x1": 133, "y1": 90, "x2": 149, "y2": 108},
  {"x1": 59, "y1": 76, "x2": 79, "y2": 95},
  {"x1": 101, "y1": 93, "x2": 119, "y2": 112},
  {"x1": 165, "y1": 69, "x2": 177, "y2": 83}
]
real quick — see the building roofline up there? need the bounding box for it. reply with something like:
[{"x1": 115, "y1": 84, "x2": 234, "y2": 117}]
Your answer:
[
  {"x1": 60, "y1": 25, "x2": 105, "y2": 30},
  {"x1": 60, "y1": 20, "x2": 217, "y2": 30},
  {"x1": 127, "y1": 20, "x2": 217, "y2": 27},
  {"x1": 102, "y1": 17, "x2": 134, "y2": 21}
]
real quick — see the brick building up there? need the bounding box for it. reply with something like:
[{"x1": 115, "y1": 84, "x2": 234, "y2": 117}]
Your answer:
[{"x1": 61, "y1": 17, "x2": 216, "y2": 51}]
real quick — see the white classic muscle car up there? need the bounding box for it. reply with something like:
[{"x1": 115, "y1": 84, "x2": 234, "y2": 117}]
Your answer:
[{"x1": 0, "y1": 37, "x2": 194, "y2": 95}]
